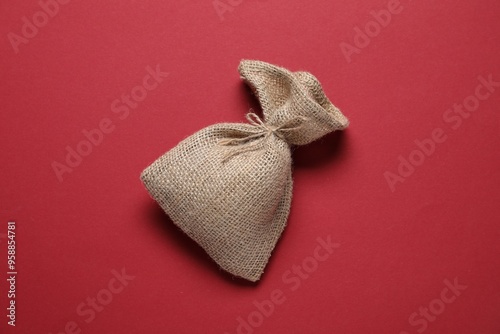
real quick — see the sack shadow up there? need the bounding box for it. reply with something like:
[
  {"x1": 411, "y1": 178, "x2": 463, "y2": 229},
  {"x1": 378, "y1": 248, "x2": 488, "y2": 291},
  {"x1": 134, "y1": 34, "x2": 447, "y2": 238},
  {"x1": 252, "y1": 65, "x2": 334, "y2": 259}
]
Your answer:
[{"x1": 292, "y1": 130, "x2": 349, "y2": 169}]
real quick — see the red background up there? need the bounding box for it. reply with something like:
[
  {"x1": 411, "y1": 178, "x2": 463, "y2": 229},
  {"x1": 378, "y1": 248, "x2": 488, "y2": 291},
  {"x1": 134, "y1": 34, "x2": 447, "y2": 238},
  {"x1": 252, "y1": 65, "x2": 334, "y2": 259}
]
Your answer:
[{"x1": 1, "y1": 0, "x2": 499, "y2": 333}]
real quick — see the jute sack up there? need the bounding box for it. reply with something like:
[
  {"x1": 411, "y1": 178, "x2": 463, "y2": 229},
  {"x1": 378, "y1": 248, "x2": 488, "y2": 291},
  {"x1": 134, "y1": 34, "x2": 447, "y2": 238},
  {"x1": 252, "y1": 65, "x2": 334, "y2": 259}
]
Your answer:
[{"x1": 141, "y1": 60, "x2": 349, "y2": 282}]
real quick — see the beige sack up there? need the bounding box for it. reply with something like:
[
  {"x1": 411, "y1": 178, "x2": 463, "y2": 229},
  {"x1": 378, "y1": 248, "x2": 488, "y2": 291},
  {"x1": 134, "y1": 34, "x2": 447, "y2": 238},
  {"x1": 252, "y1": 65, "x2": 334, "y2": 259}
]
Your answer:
[{"x1": 141, "y1": 60, "x2": 348, "y2": 281}]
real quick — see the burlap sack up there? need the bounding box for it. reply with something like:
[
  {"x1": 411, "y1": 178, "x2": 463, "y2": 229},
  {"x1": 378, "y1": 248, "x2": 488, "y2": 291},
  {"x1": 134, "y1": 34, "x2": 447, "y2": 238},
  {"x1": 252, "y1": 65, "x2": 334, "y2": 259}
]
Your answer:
[{"x1": 141, "y1": 60, "x2": 348, "y2": 282}]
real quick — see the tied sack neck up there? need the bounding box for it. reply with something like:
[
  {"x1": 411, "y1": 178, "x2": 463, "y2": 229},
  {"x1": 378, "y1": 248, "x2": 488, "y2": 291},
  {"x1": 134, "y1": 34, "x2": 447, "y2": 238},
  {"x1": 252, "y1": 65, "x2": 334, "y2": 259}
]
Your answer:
[{"x1": 218, "y1": 111, "x2": 308, "y2": 161}]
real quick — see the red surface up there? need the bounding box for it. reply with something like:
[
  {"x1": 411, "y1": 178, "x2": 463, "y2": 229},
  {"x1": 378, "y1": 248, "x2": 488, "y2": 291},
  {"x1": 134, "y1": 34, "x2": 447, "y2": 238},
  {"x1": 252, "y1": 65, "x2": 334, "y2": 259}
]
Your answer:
[{"x1": 1, "y1": 0, "x2": 500, "y2": 333}]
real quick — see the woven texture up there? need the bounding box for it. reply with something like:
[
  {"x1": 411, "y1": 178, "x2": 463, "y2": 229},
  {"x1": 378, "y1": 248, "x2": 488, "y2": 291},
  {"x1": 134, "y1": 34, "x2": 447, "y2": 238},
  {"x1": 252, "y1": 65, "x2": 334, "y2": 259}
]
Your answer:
[{"x1": 141, "y1": 60, "x2": 349, "y2": 281}]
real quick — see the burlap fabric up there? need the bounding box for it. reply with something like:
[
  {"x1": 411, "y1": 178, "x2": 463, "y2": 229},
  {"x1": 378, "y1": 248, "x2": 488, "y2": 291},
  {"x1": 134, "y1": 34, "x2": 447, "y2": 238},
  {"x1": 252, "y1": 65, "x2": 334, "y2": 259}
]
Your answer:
[{"x1": 141, "y1": 60, "x2": 349, "y2": 282}]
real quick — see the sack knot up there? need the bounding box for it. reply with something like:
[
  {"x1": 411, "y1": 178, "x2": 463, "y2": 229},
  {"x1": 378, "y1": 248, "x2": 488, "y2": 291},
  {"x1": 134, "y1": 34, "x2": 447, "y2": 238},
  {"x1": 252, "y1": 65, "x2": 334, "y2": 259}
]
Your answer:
[{"x1": 218, "y1": 111, "x2": 308, "y2": 161}]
